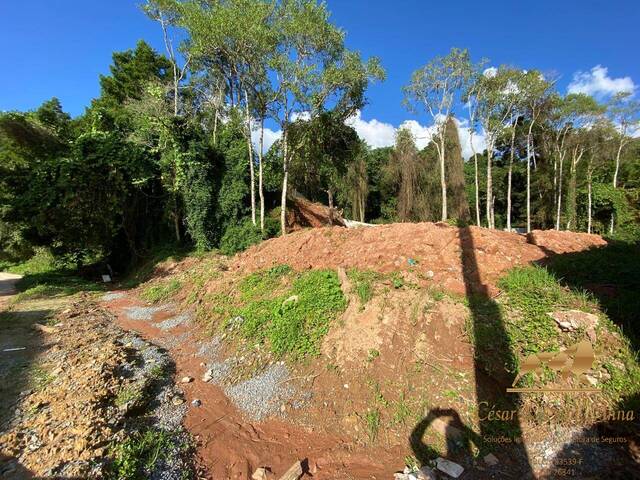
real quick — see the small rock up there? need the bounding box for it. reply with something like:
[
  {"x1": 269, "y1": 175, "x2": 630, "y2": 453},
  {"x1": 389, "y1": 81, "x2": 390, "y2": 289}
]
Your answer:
[
  {"x1": 172, "y1": 396, "x2": 184, "y2": 406},
  {"x1": 584, "y1": 374, "x2": 598, "y2": 387},
  {"x1": 181, "y1": 376, "x2": 193, "y2": 383},
  {"x1": 252, "y1": 467, "x2": 268, "y2": 480},
  {"x1": 435, "y1": 458, "x2": 464, "y2": 478},
  {"x1": 343, "y1": 384, "x2": 349, "y2": 389},
  {"x1": 203, "y1": 369, "x2": 214, "y2": 382},
  {"x1": 483, "y1": 453, "x2": 499, "y2": 466},
  {"x1": 191, "y1": 399, "x2": 202, "y2": 407},
  {"x1": 280, "y1": 404, "x2": 286, "y2": 413},
  {"x1": 425, "y1": 270, "x2": 434, "y2": 279},
  {"x1": 548, "y1": 310, "x2": 599, "y2": 341},
  {"x1": 417, "y1": 466, "x2": 437, "y2": 480},
  {"x1": 283, "y1": 295, "x2": 299, "y2": 305}
]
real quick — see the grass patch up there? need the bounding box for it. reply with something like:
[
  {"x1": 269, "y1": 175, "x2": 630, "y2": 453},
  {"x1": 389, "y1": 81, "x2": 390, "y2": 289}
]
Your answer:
[
  {"x1": 498, "y1": 266, "x2": 590, "y2": 356},
  {"x1": 115, "y1": 384, "x2": 143, "y2": 408},
  {"x1": 107, "y1": 429, "x2": 179, "y2": 480},
  {"x1": 363, "y1": 409, "x2": 380, "y2": 442},
  {"x1": 140, "y1": 279, "x2": 181, "y2": 303},
  {"x1": 29, "y1": 365, "x2": 54, "y2": 391},
  {"x1": 14, "y1": 271, "x2": 103, "y2": 301},
  {"x1": 213, "y1": 266, "x2": 346, "y2": 359},
  {"x1": 347, "y1": 269, "x2": 380, "y2": 307}
]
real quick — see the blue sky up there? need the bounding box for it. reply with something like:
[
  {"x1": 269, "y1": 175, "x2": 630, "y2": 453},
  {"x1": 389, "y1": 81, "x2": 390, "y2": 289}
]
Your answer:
[{"x1": 1, "y1": 0, "x2": 638, "y2": 154}]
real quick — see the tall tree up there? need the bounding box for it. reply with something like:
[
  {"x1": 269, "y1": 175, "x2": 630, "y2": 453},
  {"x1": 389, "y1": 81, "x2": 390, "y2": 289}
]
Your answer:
[
  {"x1": 607, "y1": 91, "x2": 640, "y2": 234},
  {"x1": 403, "y1": 48, "x2": 472, "y2": 221},
  {"x1": 475, "y1": 66, "x2": 520, "y2": 228},
  {"x1": 519, "y1": 71, "x2": 553, "y2": 232}
]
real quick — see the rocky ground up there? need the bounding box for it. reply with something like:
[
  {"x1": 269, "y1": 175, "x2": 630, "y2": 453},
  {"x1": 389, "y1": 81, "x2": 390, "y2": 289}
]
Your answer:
[{"x1": 0, "y1": 293, "x2": 194, "y2": 479}]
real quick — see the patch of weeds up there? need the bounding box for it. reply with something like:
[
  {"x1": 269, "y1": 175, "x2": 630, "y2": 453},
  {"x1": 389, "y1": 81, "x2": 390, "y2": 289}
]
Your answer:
[
  {"x1": 29, "y1": 365, "x2": 54, "y2": 391},
  {"x1": 393, "y1": 392, "x2": 412, "y2": 426},
  {"x1": 326, "y1": 363, "x2": 340, "y2": 373},
  {"x1": 404, "y1": 455, "x2": 419, "y2": 471},
  {"x1": 14, "y1": 272, "x2": 102, "y2": 301},
  {"x1": 115, "y1": 385, "x2": 143, "y2": 408},
  {"x1": 363, "y1": 409, "x2": 380, "y2": 442},
  {"x1": 442, "y1": 389, "x2": 459, "y2": 400},
  {"x1": 106, "y1": 429, "x2": 176, "y2": 480},
  {"x1": 391, "y1": 273, "x2": 404, "y2": 289},
  {"x1": 267, "y1": 270, "x2": 346, "y2": 357},
  {"x1": 367, "y1": 349, "x2": 380, "y2": 362},
  {"x1": 140, "y1": 279, "x2": 181, "y2": 303},
  {"x1": 347, "y1": 269, "x2": 380, "y2": 307}
]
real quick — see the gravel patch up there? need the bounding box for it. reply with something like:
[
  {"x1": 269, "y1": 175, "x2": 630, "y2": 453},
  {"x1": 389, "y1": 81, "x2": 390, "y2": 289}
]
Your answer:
[
  {"x1": 156, "y1": 312, "x2": 192, "y2": 331},
  {"x1": 203, "y1": 358, "x2": 235, "y2": 384},
  {"x1": 527, "y1": 425, "x2": 619, "y2": 475},
  {"x1": 101, "y1": 292, "x2": 126, "y2": 302},
  {"x1": 224, "y1": 363, "x2": 294, "y2": 421},
  {"x1": 195, "y1": 336, "x2": 222, "y2": 361},
  {"x1": 157, "y1": 331, "x2": 192, "y2": 350},
  {"x1": 123, "y1": 305, "x2": 169, "y2": 321}
]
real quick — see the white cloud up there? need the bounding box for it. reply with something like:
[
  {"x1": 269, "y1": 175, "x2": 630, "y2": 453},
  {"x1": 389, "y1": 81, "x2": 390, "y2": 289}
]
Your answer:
[
  {"x1": 251, "y1": 110, "x2": 487, "y2": 160},
  {"x1": 455, "y1": 118, "x2": 487, "y2": 160},
  {"x1": 345, "y1": 111, "x2": 397, "y2": 148},
  {"x1": 251, "y1": 126, "x2": 282, "y2": 154},
  {"x1": 483, "y1": 67, "x2": 498, "y2": 78},
  {"x1": 568, "y1": 65, "x2": 636, "y2": 97}
]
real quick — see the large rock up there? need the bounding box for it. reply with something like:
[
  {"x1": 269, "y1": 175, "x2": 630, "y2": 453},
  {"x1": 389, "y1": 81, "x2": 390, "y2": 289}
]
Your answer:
[
  {"x1": 435, "y1": 458, "x2": 464, "y2": 478},
  {"x1": 548, "y1": 310, "x2": 599, "y2": 341}
]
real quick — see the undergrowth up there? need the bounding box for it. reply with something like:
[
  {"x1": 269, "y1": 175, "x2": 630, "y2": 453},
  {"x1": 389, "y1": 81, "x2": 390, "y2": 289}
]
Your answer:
[
  {"x1": 140, "y1": 279, "x2": 181, "y2": 303},
  {"x1": 106, "y1": 429, "x2": 184, "y2": 480},
  {"x1": 210, "y1": 265, "x2": 346, "y2": 359}
]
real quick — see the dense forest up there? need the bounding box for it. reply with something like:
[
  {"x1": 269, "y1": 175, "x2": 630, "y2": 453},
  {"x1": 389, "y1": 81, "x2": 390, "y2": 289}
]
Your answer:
[{"x1": 1, "y1": 0, "x2": 639, "y2": 273}]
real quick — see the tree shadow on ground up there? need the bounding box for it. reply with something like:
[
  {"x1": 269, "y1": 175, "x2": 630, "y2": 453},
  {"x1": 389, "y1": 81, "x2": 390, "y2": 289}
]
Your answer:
[
  {"x1": 0, "y1": 308, "x2": 50, "y2": 478},
  {"x1": 410, "y1": 227, "x2": 533, "y2": 477},
  {"x1": 542, "y1": 240, "x2": 640, "y2": 353}
]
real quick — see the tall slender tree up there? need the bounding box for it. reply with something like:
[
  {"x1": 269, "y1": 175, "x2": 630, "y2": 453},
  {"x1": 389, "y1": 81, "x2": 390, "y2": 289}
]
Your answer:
[{"x1": 403, "y1": 48, "x2": 473, "y2": 221}]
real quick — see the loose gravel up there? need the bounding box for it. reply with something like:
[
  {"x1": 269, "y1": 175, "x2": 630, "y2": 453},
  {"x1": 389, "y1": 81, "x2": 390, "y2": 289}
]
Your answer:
[
  {"x1": 157, "y1": 312, "x2": 192, "y2": 331},
  {"x1": 123, "y1": 305, "x2": 169, "y2": 321},
  {"x1": 224, "y1": 363, "x2": 294, "y2": 421},
  {"x1": 101, "y1": 292, "x2": 126, "y2": 302},
  {"x1": 195, "y1": 337, "x2": 222, "y2": 361}
]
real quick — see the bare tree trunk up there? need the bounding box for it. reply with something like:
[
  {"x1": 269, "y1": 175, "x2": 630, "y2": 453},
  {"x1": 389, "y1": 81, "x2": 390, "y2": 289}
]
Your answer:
[
  {"x1": 327, "y1": 189, "x2": 334, "y2": 226},
  {"x1": 173, "y1": 194, "x2": 181, "y2": 243},
  {"x1": 244, "y1": 90, "x2": 256, "y2": 226},
  {"x1": 610, "y1": 141, "x2": 623, "y2": 235},
  {"x1": 526, "y1": 123, "x2": 534, "y2": 233},
  {"x1": 280, "y1": 129, "x2": 289, "y2": 236},
  {"x1": 213, "y1": 111, "x2": 218, "y2": 146},
  {"x1": 486, "y1": 146, "x2": 493, "y2": 228},
  {"x1": 506, "y1": 127, "x2": 516, "y2": 232},
  {"x1": 439, "y1": 136, "x2": 447, "y2": 222},
  {"x1": 469, "y1": 131, "x2": 481, "y2": 226},
  {"x1": 555, "y1": 153, "x2": 564, "y2": 230},
  {"x1": 587, "y1": 168, "x2": 591, "y2": 233},
  {"x1": 258, "y1": 117, "x2": 265, "y2": 233}
]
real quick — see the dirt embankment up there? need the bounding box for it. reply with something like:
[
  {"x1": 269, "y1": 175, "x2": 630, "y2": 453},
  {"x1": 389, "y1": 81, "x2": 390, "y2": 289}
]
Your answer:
[{"x1": 234, "y1": 223, "x2": 607, "y2": 296}]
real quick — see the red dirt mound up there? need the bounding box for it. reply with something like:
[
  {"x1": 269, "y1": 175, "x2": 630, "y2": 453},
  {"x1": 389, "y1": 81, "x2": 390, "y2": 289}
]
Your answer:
[
  {"x1": 233, "y1": 223, "x2": 607, "y2": 296},
  {"x1": 286, "y1": 196, "x2": 345, "y2": 230}
]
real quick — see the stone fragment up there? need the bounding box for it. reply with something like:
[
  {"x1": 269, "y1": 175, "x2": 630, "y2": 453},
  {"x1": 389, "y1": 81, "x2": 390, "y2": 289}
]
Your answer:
[
  {"x1": 181, "y1": 376, "x2": 193, "y2": 383},
  {"x1": 252, "y1": 467, "x2": 269, "y2": 480},
  {"x1": 435, "y1": 457, "x2": 464, "y2": 478},
  {"x1": 483, "y1": 453, "x2": 499, "y2": 466}
]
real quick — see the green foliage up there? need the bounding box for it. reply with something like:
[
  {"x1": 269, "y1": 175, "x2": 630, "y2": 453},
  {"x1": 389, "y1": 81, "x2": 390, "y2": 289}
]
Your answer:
[
  {"x1": 224, "y1": 267, "x2": 346, "y2": 359},
  {"x1": 140, "y1": 279, "x2": 181, "y2": 303},
  {"x1": 219, "y1": 219, "x2": 264, "y2": 256},
  {"x1": 498, "y1": 266, "x2": 585, "y2": 356},
  {"x1": 347, "y1": 269, "x2": 379, "y2": 306},
  {"x1": 107, "y1": 430, "x2": 176, "y2": 480}
]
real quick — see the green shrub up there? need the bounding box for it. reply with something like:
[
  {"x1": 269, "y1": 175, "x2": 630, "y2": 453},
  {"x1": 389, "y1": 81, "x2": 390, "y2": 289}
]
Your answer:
[
  {"x1": 140, "y1": 279, "x2": 181, "y2": 303},
  {"x1": 219, "y1": 220, "x2": 264, "y2": 255},
  {"x1": 107, "y1": 430, "x2": 175, "y2": 480}
]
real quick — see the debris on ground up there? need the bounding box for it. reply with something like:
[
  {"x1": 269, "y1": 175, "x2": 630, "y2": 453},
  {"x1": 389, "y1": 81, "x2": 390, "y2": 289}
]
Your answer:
[
  {"x1": 0, "y1": 296, "x2": 192, "y2": 478},
  {"x1": 435, "y1": 457, "x2": 464, "y2": 478}
]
